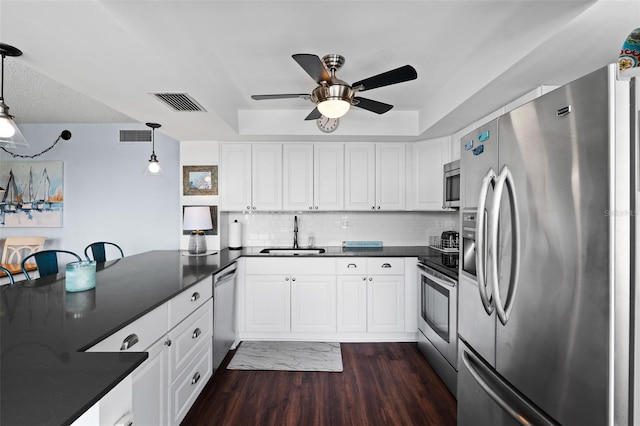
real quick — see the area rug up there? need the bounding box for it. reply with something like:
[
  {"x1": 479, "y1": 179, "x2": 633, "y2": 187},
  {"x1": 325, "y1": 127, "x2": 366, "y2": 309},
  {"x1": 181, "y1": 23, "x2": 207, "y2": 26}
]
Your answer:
[{"x1": 227, "y1": 341, "x2": 343, "y2": 372}]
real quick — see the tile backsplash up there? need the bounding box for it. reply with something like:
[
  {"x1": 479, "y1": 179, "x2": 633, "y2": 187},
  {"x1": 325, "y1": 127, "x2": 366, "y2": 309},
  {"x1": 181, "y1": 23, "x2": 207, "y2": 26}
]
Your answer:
[{"x1": 220, "y1": 211, "x2": 459, "y2": 248}]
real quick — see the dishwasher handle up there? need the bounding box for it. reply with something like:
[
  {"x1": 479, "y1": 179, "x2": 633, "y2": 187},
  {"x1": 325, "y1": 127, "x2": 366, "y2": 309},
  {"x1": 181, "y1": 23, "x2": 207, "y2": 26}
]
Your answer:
[{"x1": 214, "y1": 264, "x2": 237, "y2": 287}]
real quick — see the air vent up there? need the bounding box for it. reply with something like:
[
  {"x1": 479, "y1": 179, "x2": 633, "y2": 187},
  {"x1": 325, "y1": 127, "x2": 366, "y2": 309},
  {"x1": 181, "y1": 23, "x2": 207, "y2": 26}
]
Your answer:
[
  {"x1": 119, "y1": 130, "x2": 152, "y2": 143},
  {"x1": 151, "y1": 92, "x2": 206, "y2": 112}
]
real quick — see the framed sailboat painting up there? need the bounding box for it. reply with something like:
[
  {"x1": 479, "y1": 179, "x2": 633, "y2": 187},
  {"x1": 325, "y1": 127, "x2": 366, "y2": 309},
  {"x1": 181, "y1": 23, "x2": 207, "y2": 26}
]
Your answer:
[{"x1": 0, "y1": 160, "x2": 64, "y2": 228}]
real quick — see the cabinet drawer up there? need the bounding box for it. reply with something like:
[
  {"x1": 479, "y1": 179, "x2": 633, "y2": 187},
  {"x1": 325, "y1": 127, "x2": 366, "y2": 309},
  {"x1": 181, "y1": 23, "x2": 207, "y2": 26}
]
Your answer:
[
  {"x1": 168, "y1": 300, "x2": 213, "y2": 383},
  {"x1": 169, "y1": 277, "x2": 213, "y2": 329},
  {"x1": 336, "y1": 258, "x2": 366, "y2": 275},
  {"x1": 366, "y1": 258, "x2": 405, "y2": 275},
  {"x1": 87, "y1": 303, "x2": 168, "y2": 353},
  {"x1": 169, "y1": 343, "x2": 212, "y2": 425}
]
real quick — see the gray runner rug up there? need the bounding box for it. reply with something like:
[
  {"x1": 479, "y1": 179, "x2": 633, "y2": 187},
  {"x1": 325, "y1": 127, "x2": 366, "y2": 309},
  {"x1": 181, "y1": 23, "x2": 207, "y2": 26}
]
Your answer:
[{"x1": 227, "y1": 341, "x2": 343, "y2": 372}]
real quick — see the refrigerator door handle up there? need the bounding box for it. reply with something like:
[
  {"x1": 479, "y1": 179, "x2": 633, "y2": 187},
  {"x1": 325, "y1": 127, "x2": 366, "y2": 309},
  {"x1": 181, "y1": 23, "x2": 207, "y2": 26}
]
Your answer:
[
  {"x1": 489, "y1": 165, "x2": 521, "y2": 325},
  {"x1": 462, "y1": 349, "x2": 558, "y2": 426},
  {"x1": 476, "y1": 167, "x2": 496, "y2": 315}
]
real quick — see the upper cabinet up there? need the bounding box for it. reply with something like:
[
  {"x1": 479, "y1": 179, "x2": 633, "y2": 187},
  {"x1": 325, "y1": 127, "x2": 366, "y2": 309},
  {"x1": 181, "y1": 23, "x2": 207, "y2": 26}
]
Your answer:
[
  {"x1": 345, "y1": 143, "x2": 405, "y2": 211},
  {"x1": 409, "y1": 138, "x2": 451, "y2": 211},
  {"x1": 283, "y1": 143, "x2": 344, "y2": 211},
  {"x1": 220, "y1": 143, "x2": 281, "y2": 211}
]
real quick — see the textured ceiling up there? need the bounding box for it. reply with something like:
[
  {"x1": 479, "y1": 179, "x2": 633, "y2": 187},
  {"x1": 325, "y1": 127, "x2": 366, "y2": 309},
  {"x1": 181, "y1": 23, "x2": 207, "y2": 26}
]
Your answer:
[{"x1": 1, "y1": 0, "x2": 638, "y2": 142}]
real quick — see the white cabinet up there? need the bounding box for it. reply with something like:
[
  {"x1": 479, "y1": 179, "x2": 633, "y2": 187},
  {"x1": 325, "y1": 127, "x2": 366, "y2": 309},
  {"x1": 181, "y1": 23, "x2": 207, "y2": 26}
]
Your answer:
[
  {"x1": 410, "y1": 138, "x2": 451, "y2": 210},
  {"x1": 220, "y1": 143, "x2": 252, "y2": 211},
  {"x1": 283, "y1": 143, "x2": 344, "y2": 211},
  {"x1": 245, "y1": 274, "x2": 291, "y2": 332},
  {"x1": 244, "y1": 258, "x2": 336, "y2": 335},
  {"x1": 252, "y1": 143, "x2": 282, "y2": 211},
  {"x1": 345, "y1": 143, "x2": 405, "y2": 211},
  {"x1": 314, "y1": 143, "x2": 344, "y2": 210},
  {"x1": 132, "y1": 337, "x2": 168, "y2": 426},
  {"x1": 336, "y1": 258, "x2": 405, "y2": 333},
  {"x1": 291, "y1": 275, "x2": 337, "y2": 333},
  {"x1": 87, "y1": 278, "x2": 214, "y2": 426},
  {"x1": 220, "y1": 143, "x2": 281, "y2": 211}
]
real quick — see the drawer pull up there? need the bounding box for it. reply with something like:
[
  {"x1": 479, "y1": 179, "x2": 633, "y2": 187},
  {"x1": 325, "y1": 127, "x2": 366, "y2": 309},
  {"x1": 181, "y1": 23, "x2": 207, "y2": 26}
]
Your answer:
[
  {"x1": 381, "y1": 263, "x2": 392, "y2": 268},
  {"x1": 192, "y1": 328, "x2": 202, "y2": 339},
  {"x1": 120, "y1": 334, "x2": 139, "y2": 351},
  {"x1": 191, "y1": 372, "x2": 201, "y2": 385},
  {"x1": 347, "y1": 263, "x2": 358, "y2": 268},
  {"x1": 190, "y1": 292, "x2": 201, "y2": 302}
]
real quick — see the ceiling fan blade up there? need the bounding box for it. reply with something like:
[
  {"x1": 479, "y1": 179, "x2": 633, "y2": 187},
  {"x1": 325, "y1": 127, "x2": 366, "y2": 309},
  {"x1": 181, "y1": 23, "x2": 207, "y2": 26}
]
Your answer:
[
  {"x1": 353, "y1": 97, "x2": 393, "y2": 114},
  {"x1": 251, "y1": 94, "x2": 310, "y2": 100},
  {"x1": 292, "y1": 54, "x2": 331, "y2": 84},
  {"x1": 352, "y1": 65, "x2": 417, "y2": 91},
  {"x1": 304, "y1": 107, "x2": 322, "y2": 121}
]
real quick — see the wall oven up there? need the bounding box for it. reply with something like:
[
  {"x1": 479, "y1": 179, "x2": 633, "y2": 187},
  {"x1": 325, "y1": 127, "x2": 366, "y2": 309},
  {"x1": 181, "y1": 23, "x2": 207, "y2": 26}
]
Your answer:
[
  {"x1": 443, "y1": 159, "x2": 460, "y2": 209},
  {"x1": 417, "y1": 260, "x2": 458, "y2": 394}
]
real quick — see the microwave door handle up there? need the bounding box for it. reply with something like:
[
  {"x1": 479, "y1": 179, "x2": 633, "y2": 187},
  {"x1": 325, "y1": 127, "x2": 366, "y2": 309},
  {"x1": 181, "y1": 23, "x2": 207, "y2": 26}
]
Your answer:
[
  {"x1": 489, "y1": 166, "x2": 521, "y2": 326},
  {"x1": 476, "y1": 167, "x2": 496, "y2": 315}
]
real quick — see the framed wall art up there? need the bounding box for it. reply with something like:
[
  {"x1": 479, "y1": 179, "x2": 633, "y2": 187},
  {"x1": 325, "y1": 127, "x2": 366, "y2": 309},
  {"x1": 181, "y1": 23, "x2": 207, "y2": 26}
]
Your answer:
[
  {"x1": 182, "y1": 165, "x2": 218, "y2": 196},
  {"x1": 0, "y1": 160, "x2": 64, "y2": 228}
]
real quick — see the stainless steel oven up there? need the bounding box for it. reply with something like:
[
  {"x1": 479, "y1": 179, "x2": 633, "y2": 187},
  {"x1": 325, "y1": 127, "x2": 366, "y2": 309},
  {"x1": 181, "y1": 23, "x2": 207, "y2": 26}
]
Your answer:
[
  {"x1": 417, "y1": 260, "x2": 458, "y2": 394},
  {"x1": 443, "y1": 159, "x2": 460, "y2": 209}
]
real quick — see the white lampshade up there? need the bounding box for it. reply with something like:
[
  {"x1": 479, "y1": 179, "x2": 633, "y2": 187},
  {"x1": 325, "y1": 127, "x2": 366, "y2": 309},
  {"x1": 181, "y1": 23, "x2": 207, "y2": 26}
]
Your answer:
[
  {"x1": 183, "y1": 206, "x2": 213, "y2": 231},
  {"x1": 317, "y1": 99, "x2": 350, "y2": 118}
]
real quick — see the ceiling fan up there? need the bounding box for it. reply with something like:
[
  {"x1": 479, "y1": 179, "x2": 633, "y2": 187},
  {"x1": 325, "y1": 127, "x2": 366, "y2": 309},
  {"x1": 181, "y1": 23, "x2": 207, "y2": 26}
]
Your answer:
[{"x1": 251, "y1": 54, "x2": 418, "y2": 122}]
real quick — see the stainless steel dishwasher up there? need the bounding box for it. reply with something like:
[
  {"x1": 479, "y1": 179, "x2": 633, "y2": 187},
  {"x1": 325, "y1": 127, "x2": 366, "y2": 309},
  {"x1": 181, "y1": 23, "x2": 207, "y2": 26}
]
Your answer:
[{"x1": 213, "y1": 263, "x2": 237, "y2": 371}]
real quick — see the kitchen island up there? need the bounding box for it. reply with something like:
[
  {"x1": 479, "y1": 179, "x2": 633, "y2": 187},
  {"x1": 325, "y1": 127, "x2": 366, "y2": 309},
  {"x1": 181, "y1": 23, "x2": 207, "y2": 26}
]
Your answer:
[
  {"x1": 0, "y1": 250, "x2": 235, "y2": 426},
  {"x1": 1, "y1": 246, "x2": 451, "y2": 425}
]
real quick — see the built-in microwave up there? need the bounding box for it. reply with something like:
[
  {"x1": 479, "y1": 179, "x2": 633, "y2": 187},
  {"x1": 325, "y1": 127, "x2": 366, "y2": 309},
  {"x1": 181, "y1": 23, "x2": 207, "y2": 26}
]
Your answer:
[{"x1": 443, "y1": 160, "x2": 460, "y2": 209}]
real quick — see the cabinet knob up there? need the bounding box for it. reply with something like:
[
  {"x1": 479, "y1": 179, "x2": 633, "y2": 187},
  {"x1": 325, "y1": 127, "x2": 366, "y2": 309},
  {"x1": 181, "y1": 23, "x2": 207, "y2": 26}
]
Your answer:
[
  {"x1": 292, "y1": 277, "x2": 296, "y2": 282},
  {"x1": 164, "y1": 339, "x2": 172, "y2": 347},
  {"x1": 371, "y1": 206, "x2": 375, "y2": 210},
  {"x1": 191, "y1": 292, "x2": 201, "y2": 302},
  {"x1": 369, "y1": 277, "x2": 373, "y2": 281},
  {"x1": 377, "y1": 206, "x2": 381, "y2": 210},
  {"x1": 362, "y1": 276, "x2": 366, "y2": 281},
  {"x1": 309, "y1": 206, "x2": 313, "y2": 210},
  {"x1": 315, "y1": 206, "x2": 318, "y2": 210},
  {"x1": 246, "y1": 206, "x2": 251, "y2": 210},
  {"x1": 120, "y1": 333, "x2": 139, "y2": 351},
  {"x1": 285, "y1": 277, "x2": 289, "y2": 281},
  {"x1": 192, "y1": 328, "x2": 202, "y2": 339},
  {"x1": 191, "y1": 372, "x2": 201, "y2": 385}
]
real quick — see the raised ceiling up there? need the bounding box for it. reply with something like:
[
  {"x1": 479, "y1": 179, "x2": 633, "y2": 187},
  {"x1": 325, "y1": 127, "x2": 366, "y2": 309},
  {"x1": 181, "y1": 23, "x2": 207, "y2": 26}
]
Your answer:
[{"x1": 0, "y1": 0, "x2": 638, "y2": 142}]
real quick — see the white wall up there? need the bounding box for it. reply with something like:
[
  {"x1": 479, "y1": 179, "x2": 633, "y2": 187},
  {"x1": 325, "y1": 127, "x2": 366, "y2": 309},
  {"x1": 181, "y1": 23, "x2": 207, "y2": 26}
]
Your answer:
[{"x1": 0, "y1": 123, "x2": 180, "y2": 257}]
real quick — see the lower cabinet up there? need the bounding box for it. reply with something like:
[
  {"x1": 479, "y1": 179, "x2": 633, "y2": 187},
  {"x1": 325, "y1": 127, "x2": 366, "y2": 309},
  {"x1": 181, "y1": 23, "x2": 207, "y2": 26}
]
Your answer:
[
  {"x1": 291, "y1": 275, "x2": 337, "y2": 333},
  {"x1": 245, "y1": 274, "x2": 291, "y2": 332},
  {"x1": 366, "y1": 274, "x2": 405, "y2": 332},
  {"x1": 87, "y1": 277, "x2": 213, "y2": 426},
  {"x1": 336, "y1": 275, "x2": 367, "y2": 332}
]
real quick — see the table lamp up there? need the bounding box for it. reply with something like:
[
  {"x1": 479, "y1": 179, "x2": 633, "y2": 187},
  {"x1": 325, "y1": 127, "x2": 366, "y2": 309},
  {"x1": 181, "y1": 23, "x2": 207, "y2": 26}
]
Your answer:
[{"x1": 183, "y1": 206, "x2": 213, "y2": 254}]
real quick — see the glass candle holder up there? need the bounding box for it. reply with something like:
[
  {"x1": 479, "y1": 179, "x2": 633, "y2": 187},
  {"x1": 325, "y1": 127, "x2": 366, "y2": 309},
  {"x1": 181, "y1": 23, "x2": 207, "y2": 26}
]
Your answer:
[{"x1": 65, "y1": 260, "x2": 96, "y2": 292}]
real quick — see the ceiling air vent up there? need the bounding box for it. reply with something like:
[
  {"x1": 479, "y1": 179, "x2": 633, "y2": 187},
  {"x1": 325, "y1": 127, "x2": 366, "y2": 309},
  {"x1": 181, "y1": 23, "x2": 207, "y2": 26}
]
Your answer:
[
  {"x1": 119, "y1": 129, "x2": 152, "y2": 143},
  {"x1": 151, "y1": 92, "x2": 206, "y2": 112}
]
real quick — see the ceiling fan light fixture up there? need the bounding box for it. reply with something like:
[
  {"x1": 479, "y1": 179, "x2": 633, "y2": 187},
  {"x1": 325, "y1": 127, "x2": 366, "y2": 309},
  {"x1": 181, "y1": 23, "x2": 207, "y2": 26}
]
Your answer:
[{"x1": 312, "y1": 84, "x2": 353, "y2": 118}]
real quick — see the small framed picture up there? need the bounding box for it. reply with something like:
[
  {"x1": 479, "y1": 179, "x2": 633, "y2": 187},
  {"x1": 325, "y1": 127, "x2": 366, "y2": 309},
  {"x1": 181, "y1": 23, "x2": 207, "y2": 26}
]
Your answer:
[{"x1": 183, "y1": 165, "x2": 218, "y2": 196}]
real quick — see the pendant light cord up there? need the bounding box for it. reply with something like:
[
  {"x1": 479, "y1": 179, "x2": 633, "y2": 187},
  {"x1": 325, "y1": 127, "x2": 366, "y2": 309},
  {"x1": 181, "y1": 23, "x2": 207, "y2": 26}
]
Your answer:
[{"x1": 1, "y1": 130, "x2": 72, "y2": 158}]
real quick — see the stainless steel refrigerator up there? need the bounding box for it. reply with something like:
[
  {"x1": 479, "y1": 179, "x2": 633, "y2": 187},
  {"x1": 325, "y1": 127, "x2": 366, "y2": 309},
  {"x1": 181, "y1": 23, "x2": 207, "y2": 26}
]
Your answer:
[{"x1": 457, "y1": 64, "x2": 636, "y2": 425}]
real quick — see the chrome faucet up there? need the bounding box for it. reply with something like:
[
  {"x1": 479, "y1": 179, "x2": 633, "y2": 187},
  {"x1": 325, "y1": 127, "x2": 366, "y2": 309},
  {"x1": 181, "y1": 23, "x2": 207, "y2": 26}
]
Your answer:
[{"x1": 293, "y1": 215, "x2": 299, "y2": 249}]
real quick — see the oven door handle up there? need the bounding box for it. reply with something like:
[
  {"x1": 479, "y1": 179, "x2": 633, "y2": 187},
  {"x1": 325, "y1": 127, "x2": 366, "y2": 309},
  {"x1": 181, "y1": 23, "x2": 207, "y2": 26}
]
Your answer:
[{"x1": 417, "y1": 263, "x2": 456, "y2": 288}]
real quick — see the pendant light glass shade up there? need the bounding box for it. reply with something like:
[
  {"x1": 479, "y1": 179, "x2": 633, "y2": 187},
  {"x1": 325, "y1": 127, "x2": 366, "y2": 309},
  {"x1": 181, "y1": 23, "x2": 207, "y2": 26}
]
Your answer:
[
  {"x1": 142, "y1": 122, "x2": 163, "y2": 176},
  {"x1": 0, "y1": 43, "x2": 29, "y2": 148}
]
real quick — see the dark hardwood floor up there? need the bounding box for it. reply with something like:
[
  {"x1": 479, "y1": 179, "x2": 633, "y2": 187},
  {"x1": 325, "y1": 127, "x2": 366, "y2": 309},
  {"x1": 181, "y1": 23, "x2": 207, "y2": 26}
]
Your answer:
[{"x1": 182, "y1": 342, "x2": 457, "y2": 426}]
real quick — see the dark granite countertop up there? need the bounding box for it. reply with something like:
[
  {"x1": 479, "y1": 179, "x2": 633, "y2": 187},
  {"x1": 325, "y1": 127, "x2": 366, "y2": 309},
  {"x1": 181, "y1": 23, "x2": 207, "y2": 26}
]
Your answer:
[
  {"x1": 1, "y1": 250, "x2": 236, "y2": 426},
  {"x1": 1, "y1": 246, "x2": 456, "y2": 425}
]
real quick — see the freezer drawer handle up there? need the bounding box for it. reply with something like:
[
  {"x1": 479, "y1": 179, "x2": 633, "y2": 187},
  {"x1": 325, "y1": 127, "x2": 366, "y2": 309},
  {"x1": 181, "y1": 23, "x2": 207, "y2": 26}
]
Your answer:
[
  {"x1": 120, "y1": 334, "x2": 139, "y2": 351},
  {"x1": 462, "y1": 349, "x2": 558, "y2": 426}
]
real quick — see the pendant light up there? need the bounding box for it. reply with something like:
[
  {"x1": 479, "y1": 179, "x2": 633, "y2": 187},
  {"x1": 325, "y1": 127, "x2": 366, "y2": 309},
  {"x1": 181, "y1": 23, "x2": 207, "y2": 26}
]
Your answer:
[
  {"x1": 142, "y1": 122, "x2": 162, "y2": 175},
  {"x1": 0, "y1": 43, "x2": 28, "y2": 148}
]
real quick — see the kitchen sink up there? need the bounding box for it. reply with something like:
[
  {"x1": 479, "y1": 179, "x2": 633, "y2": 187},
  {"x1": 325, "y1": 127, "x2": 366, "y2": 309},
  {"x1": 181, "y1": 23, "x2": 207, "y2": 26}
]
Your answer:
[{"x1": 259, "y1": 248, "x2": 326, "y2": 255}]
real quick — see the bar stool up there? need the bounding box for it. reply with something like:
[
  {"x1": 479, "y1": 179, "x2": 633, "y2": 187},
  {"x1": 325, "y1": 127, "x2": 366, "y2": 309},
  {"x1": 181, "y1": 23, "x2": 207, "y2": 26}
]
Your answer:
[
  {"x1": 21, "y1": 250, "x2": 82, "y2": 280},
  {"x1": 84, "y1": 242, "x2": 124, "y2": 263}
]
